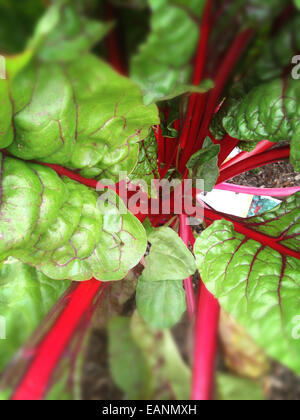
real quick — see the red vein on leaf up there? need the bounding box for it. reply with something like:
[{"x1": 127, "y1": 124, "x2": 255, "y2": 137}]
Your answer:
[{"x1": 204, "y1": 208, "x2": 300, "y2": 261}]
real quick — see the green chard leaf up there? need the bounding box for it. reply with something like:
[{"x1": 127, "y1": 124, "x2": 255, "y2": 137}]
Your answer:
[
  {"x1": 221, "y1": 77, "x2": 300, "y2": 170},
  {"x1": 3, "y1": 54, "x2": 159, "y2": 180},
  {"x1": 0, "y1": 153, "x2": 147, "y2": 282},
  {"x1": 136, "y1": 276, "x2": 187, "y2": 329},
  {"x1": 29, "y1": 0, "x2": 114, "y2": 62},
  {"x1": 143, "y1": 227, "x2": 196, "y2": 281},
  {"x1": 130, "y1": 0, "x2": 205, "y2": 104},
  {"x1": 194, "y1": 193, "x2": 300, "y2": 374},
  {"x1": 0, "y1": 259, "x2": 70, "y2": 373},
  {"x1": 130, "y1": 311, "x2": 191, "y2": 400},
  {"x1": 108, "y1": 317, "x2": 151, "y2": 399},
  {"x1": 186, "y1": 137, "x2": 220, "y2": 192},
  {"x1": 129, "y1": 130, "x2": 159, "y2": 197},
  {"x1": 211, "y1": 15, "x2": 300, "y2": 141},
  {"x1": 108, "y1": 313, "x2": 191, "y2": 400},
  {"x1": 136, "y1": 227, "x2": 196, "y2": 328}
]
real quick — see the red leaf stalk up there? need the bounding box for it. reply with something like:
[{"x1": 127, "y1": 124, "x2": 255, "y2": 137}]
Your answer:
[
  {"x1": 180, "y1": 29, "x2": 254, "y2": 174},
  {"x1": 220, "y1": 140, "x2": 275, "y2": 170},
  {"x1": 12, "y1": 279, "x2": 105, "y2": 400},
  {"x1": 215, "y1": 183, "x2": 300, "y2": 197},
  {"x1": 217, "y1": 146, "x2": 290, "y2": 184},
  {"x1": 179, "y1": 214, "x2": 196, "y2": 320},
  {"x1": 192, "y1": 281, "x2": 220, "y2": 400}
]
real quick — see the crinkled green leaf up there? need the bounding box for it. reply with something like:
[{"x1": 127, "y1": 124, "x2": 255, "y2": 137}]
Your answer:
[
  {"x1": 0, "y1": 153, "x2": 147, "y2": 281},
  {"x1": 30, "y1": 1, "x2": 113, "y2": 62},
  {"x1": 130, "y1": 311, "x2": 191, "y2": 400},
  {"x1": 108, "y1": 317, "x2": 151, "y2": 399},
  {"x1": 143, "y1": 227, "x2": 197, "y2": 281},
  {"x1": 211, "y1": 15, "x2": 300, "y2": 140},
  {"x1": 295, "y1": 0, "x2": 300, "y2": 9},
  {"x1": 0, "y1": 51, "x2": 33, "y2": 149},
  {"x1": 222, "y1": 77, "x2": 300, "y2": 170},
  {"x1": 6, "y1": 54, "x2": 159, "y2": 180},
  {"x1": 0, "y1": 259, "x2": 70, "y2": 373},
  {"x1": 129, "y1": 130, "x2": 159, "y2": 197},
  {"x1": 136, "y1": 276, "x2": 186, "y2": 329},
  {"x1": 136, "y1": 226, "x2": 194, "y2": 328},
  {"x1": 186, "y1": 137, "x2": 220, "y2": 192},
  {"x1": 217, "y1": 374, "x2": 264, "y2": 401},
  {"x1": 130, "y1": 0, "x2": 205, "y2": 104},
  {"x1": 194, "y1": 194, "x2": 300, "y2": 374}
]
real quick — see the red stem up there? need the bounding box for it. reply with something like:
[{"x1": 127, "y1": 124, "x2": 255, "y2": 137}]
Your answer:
[
  {"x1": 215, "y1": 183, "x2": 300, "y2": 197},
  {"x1": 106, "y1": 4, "x2": 126, "y2": 75},
  {"x1": 220, "y1": 140, "x2": 275, "y2": 170},
  {"x1": 12, "y1": 279, "x2": 104, "y2": 400},
  {"x1": 180, "y1": 29, "x2": 254, "y2": 173},
  {"x1": 179, "y1": 0, "x2": 213, "y2": 151},
  {"x1": 37, "y1": 162, "x2": 99, "y2": 189},
  {"x1": 192, "y1": 281, "x2": 220, "y2": 400},
  {"x1": 217, "y1": 134, "x2": 240, "y2": 166},
  {"x1": 179, "y1": 214, "x2": 196, "y2": 320},
  {"x1": 217, "y1": 146, "x2": 290, "y2": 184}
]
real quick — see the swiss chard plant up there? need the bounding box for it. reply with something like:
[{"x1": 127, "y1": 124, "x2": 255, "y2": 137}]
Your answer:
[{"x1": 0, "y1": 0, "x2": 299, "y2": 401}]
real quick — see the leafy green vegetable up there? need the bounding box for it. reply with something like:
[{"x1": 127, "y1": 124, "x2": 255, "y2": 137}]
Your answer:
[
  {"x1": 136, "y1": 276, "x2": 186, "y2": 329},
  {"x1": 130, "y1": 311, "x2": 191, "y2": 400},
  {"x1": 194, "y1": 194, "x2": 300, "y2": 374},
  {"x1": 0, "y1": 154, "x2": 147, "y2": 281},
  {"x1": 0, "y1": 259, "x2": 70, "y2": 372},
  {"x1": 211, "y1": 15, "x2": 300, "y2": 141},
  {"x1": 29, "y1": 0, "x2": 113, "y2": 62},
  {"x1": 130, "y1": 0, "x2": 205, "y2": 104},
  {"x1": 5, "y1": 54, "x2": 158, "y2": 180},
  {"x1": 187, "y1": 137, "x2": 220, "y2": 192},
  {"x1": 143, "y1": 227, "x2": 197, "y2": 281},
  {"x1": 129, "y1": 130, "x2": 159, "y2": 197},
  {"x1": 108, "y1": 317, "x2": 151, "y2": 399},
  {"x1": 221, "y1": 77, "x2": 300, "y2": 170},
  {"x1": 136, "y1": 227, "x2": 195, "y2": 328}
]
